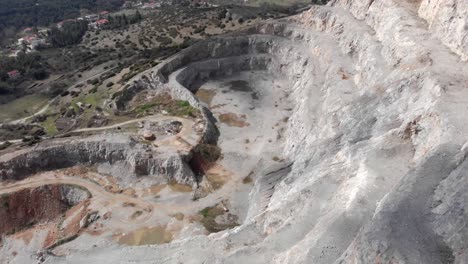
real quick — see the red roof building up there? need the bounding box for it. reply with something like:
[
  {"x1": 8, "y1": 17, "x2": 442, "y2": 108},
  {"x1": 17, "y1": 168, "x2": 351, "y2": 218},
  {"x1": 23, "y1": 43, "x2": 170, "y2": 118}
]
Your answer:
[
  {"x1": 23, "y1": 35, "x2": 37, "y2": 43},
  {"x1": 100, "y1": 11, "x2": 109, "y2": 16},
  {"x1": 96, "y1": 19, "x2": 109, "y2": 26},
  {"x1": 7, "y1": 70, "x2": 20, "y2": 79}
]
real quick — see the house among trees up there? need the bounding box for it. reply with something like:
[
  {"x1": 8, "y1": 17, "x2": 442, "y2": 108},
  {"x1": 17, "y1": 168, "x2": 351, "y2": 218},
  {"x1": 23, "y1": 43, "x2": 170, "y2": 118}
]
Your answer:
[
  {"x1": 7, "y1": 70, "x2": 20, "y2": 80},
  {"x1": 17, "y1": 35, "x2": 46, "y2": 51},
  {"x1": 90, "y1": 19, "x2": 109, "y2": 29},
  {"x1": 17, "y1": 35, "x2": 37, "y2": 45},
  {"x1": 57, "y1": 19, "x2": 76, "y2": 29},
  {"x1": 85, "y1": 14, "x2": 99, "y2": 22}
]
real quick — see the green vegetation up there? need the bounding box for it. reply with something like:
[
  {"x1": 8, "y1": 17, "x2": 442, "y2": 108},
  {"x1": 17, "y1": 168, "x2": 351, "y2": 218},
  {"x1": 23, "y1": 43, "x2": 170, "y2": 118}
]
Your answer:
[
  {"x1": 0, "y1": 52, "x2": 49, "y2": 84},
  {"x1": 41, "y1": 115, "x2": 59, "y2": 135},
  {"x1": 194, "y1": 144, "x2": 222, "y2": 163},
  {"x1": 156, "y1": 36, "x2": 173, "y2": 46},
  {"x1": 131, "y1": 210, "x2": 143, "y2": 219},
  {"x1": 172, "y1": 100, "x2": 198, "y2": 117},
  {"x1": 0, "y1": 141, "x2": 12, "y2": 151},
  {"x1": 103, "y1": 11, "x2": 143, "y2": 30},
  {"x1": 199, "y1": 205, "x2": 238, "y2": 233},
  {"x1": 242, "y1": 175, "x2": 253, "y2": 184},
  {"x1": 132, "y1": 94, "x2": 199, "y2": 118},
  {"x1": 0, "y1": 94, "x2": 48, "y2": 122},
  {"x1": 47, "y1": 82, "x2": 69, "y2": 98},
  {"x1": 48, "y1": 20, "x2": 89, "y2": 48},
  {"x1": 199, "y1": 207, "x2": 212, "y2": 218}
]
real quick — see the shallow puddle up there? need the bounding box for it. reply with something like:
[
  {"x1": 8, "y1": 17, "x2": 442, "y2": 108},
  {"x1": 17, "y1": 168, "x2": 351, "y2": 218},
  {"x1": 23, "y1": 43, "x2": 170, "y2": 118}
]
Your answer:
[
  {"x1": 223, "y1": 80, "x2": 252, "y2": 92},
  {"x1": 117, "y1": 226, "x2": 173, "y2": 246},
  {"x1": 218, "y1": 113, "x2": 249, "y2": 127},
  {"x1": 168, "y1": 183, "x2": 193, "y2": 192},
  {"x1": 204, "y1": 165, "x2": 231, "y2": 190},
  {"x1": 195, "y1": 88, "x2": 217, "y2": 105},
  {"x1": 148, "y1": 184, "x2": 167, "y2": 195}
]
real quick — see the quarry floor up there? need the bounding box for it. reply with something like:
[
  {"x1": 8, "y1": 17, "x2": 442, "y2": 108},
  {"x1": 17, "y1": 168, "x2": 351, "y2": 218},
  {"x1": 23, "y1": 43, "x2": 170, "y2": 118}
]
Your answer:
[{"x1": 0, "y1": 70, "x2": 293, "y2": 260}]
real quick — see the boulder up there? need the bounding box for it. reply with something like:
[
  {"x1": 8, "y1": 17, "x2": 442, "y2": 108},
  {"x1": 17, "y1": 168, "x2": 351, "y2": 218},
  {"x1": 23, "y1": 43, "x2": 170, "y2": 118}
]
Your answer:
[{"x1": 142, "y1": 131, "x2": 156, "y2": 141}]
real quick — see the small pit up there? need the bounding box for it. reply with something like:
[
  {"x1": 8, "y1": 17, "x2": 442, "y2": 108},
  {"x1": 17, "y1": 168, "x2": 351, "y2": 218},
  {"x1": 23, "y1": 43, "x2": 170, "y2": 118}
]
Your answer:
[
  {"x1": 0, "y1": 184, "x2": 90, "y2": 245},
  {"x1": 117, "y1": 225, "x2": 174, "y2": 246}
]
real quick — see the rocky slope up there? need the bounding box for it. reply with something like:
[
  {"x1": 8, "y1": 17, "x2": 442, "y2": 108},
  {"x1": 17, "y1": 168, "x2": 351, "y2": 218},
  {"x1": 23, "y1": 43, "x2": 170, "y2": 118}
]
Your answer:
[
  {"x1": 0, "y1": 134, "x2": 195, "y2": 187},
  {"x1": 23, "y1": 0, "x2": 468, "y2": 263},
  {"x1": 0, "y1": 184, "x2": 89, "y2": 236}
]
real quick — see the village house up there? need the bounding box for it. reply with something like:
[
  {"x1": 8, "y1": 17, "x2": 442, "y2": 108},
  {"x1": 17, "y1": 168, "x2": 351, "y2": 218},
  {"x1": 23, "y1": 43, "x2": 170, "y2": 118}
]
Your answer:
[
  {"x1": 30, "y1": 38, "x2": 46, "y2": 50},
  {"x1": 7, "y1": 70, "x2": 20, "y2": 80},
  {"x1": 85, "y1": 14, "x2": 99, "y2": 22},
  {"x1": 96, "y1": 18, "x2": 109, "y2": 26},
  {"x1": 89, "y1": 18, "x2": 109, "y2": 29},
  {"x1": 17, "y1": 34, "x2": 46, "y2": 51},
  {"x1": 17, "y1": 35, "x2": 36, "y2": 46}
]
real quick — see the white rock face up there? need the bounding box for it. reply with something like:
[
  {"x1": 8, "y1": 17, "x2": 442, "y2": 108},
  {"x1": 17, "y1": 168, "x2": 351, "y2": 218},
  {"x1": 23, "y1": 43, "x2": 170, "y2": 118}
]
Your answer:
[
  {"x1": 0, "y1": 134, "x2": 196, "y2": 187},
  {"x1": 419, "y1": 0, "x2": 468, "y2": 61},
  {"x1": 46, "y1": 0, "x2": 467, "y2": 263}
]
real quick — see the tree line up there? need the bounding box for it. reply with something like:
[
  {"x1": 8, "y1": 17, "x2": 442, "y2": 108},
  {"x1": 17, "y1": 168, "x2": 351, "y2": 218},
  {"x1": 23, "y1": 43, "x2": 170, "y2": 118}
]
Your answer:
[
  {"x1": 48, "y1": 20, "x2": 89, "y2": 48},
  {"x1": 0, "y1": 52, "x2": 49, "y2": 93},
  {"x1": 102, "y1": 11, "x2": 143, "y2": 30}
]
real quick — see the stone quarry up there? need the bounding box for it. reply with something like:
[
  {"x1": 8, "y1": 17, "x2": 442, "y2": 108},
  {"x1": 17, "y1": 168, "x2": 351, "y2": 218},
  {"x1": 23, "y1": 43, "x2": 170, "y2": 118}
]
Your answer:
[{"x1": 0, "y1": 0, "x2": 467, "y2": 263}]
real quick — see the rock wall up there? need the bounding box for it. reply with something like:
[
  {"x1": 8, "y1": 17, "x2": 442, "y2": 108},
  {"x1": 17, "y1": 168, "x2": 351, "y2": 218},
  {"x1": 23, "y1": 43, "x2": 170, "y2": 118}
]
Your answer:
[
  {"x1": 0, "y1": 184, "x2": 89, "y2": 236},
  {"x1": 419, "y1": 0, "x2": 468, "y2": 61},
  {"x1": 0, "y1": 135, "x2": 195, "y2": 186}
]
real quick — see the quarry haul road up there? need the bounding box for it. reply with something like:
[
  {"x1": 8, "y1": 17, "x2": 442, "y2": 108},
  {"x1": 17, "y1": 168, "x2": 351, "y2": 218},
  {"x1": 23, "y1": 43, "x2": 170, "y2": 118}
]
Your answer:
[
  {"x1": 0, "y1": 167, "x2": 238, "y2": 224},
  {"x1": 0, "y1": 175, "x2": 155, "y2": 223},
  {"x1": 0, "y1": 115, "x2": 197, "y2": 147}
]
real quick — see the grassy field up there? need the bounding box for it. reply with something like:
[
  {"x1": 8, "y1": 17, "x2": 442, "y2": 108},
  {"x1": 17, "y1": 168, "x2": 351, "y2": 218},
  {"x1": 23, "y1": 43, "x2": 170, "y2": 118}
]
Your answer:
[
  {"x1": 41, "y1": 115, "x2": 59, "y2": 135},
  {"x1": 0, "y1": 94, "x2": 49, "y2": 123}
]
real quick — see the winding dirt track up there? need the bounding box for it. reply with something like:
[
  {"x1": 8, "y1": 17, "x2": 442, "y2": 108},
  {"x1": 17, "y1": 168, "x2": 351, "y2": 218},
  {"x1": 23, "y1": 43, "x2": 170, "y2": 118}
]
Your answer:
[
  {"x1": 0, "y1": 112, "x2": 236, "y2": 225},
  {"x1": 0, "y1": 174, "x2": 155, "y2": 223},
  {"x1": 0, "y1": 114, "x2": 197, "y2": 147},
  {"x1": 9, "y1": 67, "x2": 118, "y2": 125},
  {"x1": 0, "y1": 114, "x2": 207, "y2": 225},
  {"x1": 0, "y1": 166, "x2": 237, "y2": 225}
]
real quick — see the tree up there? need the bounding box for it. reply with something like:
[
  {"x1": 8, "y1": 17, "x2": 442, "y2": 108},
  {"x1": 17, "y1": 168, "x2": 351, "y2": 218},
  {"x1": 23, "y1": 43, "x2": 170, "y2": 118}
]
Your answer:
[
  {"x1": 122, "y1": 14, "x2": 129, "y2": 26},
  {"x1": 48, "y1": 20, "x2": 88, "y2": 47},
  {"x1": 135, "y1": 10, "x2": 142, "y2": 21},
  {"x1": 21, "y1": 40, "x2": 28, "y2": 53}
]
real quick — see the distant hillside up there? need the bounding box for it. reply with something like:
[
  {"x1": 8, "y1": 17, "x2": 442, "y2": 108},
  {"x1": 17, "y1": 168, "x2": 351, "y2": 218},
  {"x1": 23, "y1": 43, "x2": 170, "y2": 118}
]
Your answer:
[{"x1": 0, "y1": 0, "x2": 124, "y2": 42}]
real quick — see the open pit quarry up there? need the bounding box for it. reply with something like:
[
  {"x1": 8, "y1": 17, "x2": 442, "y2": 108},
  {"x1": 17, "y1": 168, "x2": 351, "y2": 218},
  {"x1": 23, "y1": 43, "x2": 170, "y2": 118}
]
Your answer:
[{"x1": 0, "y1": 0, "x2": 467, "y2": 263}]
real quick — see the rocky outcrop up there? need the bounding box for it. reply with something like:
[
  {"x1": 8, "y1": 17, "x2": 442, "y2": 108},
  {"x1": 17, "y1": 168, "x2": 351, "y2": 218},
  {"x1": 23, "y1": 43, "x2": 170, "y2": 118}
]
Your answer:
[
  {"x1": 419, "y1": 0, "x2": 468, "y2": 61},
  {"x1": 0, "y1": 184, "x2": 90, "y2": 236},
  {"x1": 60, "y1": 185, "x2": 91, "y2": 205},
  {"x1": 0, "y1": 135, "x2": 195, "y2": 186}
]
